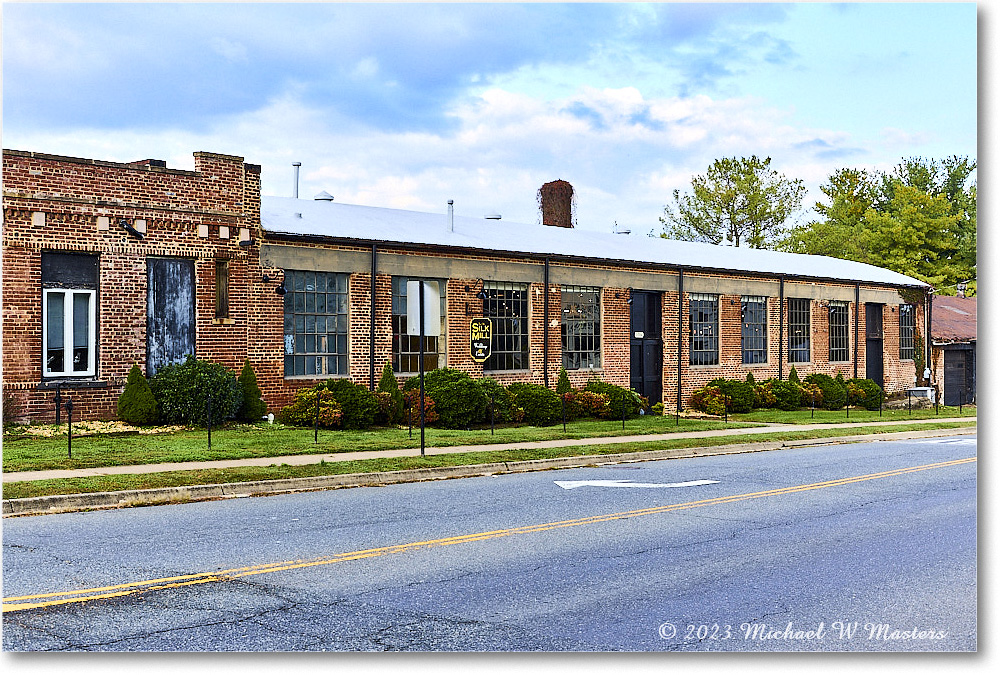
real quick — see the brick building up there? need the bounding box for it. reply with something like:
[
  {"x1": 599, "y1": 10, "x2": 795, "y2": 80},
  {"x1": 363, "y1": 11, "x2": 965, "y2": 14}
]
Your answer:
[
  {"x1": 2, "y1": 149, "x2": 931, "y2": 423},
  {"x1": 930, "y1": 295, "x2": 976, "y2": 405}
]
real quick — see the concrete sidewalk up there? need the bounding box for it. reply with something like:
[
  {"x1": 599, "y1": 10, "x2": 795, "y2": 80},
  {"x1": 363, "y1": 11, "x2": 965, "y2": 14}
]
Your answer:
[{"x1": 3, "y1": 417, "x2": 974, "y2": 483}]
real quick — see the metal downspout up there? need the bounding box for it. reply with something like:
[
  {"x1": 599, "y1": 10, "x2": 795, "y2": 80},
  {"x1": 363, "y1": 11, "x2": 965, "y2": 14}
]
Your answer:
[
  {"x1": 778, "y1": 276, "x2": 785, "y2": 380},
  {"x1": 854, "y1": 283, "x2": 860, "y2": 379},
  {"x1": 369, "y1": 243, "x2": 377, "y2": 391},
  {"x1": 677, "y1": 270, "x2": 684, "y2": 412},
  {"x1": 543, "y1": 257, "x2": 550, "y2": 389}
]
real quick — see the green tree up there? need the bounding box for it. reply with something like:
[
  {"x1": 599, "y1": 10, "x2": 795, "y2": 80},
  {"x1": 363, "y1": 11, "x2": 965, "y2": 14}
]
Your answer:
[
  {"x1": 661, "y1": 156, "x2": 806, "y2": 249},
  {"x1": 377, "y1": 361, "x2": 404, "y2": 424},
  {"x1": 238, "y1": 360, "x2": 267, "y2": 422},
  {"x1": 117, "y1": 364, "x2": 159, "y2": 425}
]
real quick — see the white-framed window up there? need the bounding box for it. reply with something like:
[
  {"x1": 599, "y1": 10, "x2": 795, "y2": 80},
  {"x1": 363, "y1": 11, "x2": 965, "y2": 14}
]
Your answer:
[{"x1": 43, "y1": 288, "x2": 96, "y2": 377}]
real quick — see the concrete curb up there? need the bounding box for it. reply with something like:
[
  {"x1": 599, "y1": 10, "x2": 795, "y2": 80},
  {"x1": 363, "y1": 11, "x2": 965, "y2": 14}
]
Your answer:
[{"x1": 2, "y1": 426, "x2": 974, "y2": 518}]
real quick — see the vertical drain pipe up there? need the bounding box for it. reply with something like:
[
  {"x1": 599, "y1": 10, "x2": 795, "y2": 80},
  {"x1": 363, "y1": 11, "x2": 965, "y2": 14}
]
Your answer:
[
  {"x1": 677, "y1": 270, "x2": 684, "y2": 412},
  {"x1": 854, "y1": 283, "x2": 861, "y2": 379},
  {"x1": 543, "y1": 256, "x2": 550, "y2": 389},
  {"x1": 292, "y1": 162, "x2": 301, "y2": 199},
  {"x1": 448, "y1": 199, "x2": 454, "y2": 232},
  {"x1": 370, "y1": 243, "x2": 377, "y2": 391},
  {"x1": 778, "y1": 276, "x2": 785, "y2": 380}
]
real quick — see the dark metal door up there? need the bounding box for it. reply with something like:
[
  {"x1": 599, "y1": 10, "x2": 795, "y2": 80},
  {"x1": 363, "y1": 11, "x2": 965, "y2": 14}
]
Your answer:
[
  {"x1": 865, "y1": 304, "x2": 884, "y2": 388},
  {"x1": 944, "y1": 350, "x2": 970, "y2": 405},
  {"x1": 147, "y1": 258, "x2": 195, "y2": 375},
  {"x1": 629, "y1": 291, "x2": 662, "y2": 404}
]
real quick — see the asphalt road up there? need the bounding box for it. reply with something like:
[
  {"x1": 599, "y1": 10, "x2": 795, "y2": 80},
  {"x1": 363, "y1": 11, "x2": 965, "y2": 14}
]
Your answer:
[{"x1": 2, "y1": 434, "x2": 977, "y2": 651}]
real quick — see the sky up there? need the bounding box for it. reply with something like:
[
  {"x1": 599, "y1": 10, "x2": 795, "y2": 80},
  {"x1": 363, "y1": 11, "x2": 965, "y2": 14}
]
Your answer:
[{"x1": 1, "y1": 1, "x2": 979, "y2": 235}]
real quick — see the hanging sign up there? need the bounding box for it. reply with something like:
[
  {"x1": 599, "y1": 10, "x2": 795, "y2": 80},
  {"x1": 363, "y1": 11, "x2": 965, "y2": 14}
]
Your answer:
[
  {"x1": 470, "y1": 318, "x2": 492, "y2": 363},
  {"x1": 406, "y1": 281, "x2": 441, "y2": 336}
]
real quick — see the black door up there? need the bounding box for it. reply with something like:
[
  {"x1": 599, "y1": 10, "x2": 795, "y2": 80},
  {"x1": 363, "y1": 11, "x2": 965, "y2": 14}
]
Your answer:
[
  {"x1": 629, "y1": 291, "x2": 662, "y2": 404},
  {"x1": 944, "y1": 350, "x2": 971, "y2": 405},
  {"x1": 147, "y1": 258, "x2": 196, "y2": 375},
  {"x1": 865, "y1": 303, "x2": 884, "y2": 388}
]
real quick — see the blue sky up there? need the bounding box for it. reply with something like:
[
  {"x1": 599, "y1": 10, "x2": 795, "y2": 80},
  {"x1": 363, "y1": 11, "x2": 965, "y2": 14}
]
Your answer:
[{"x1": 2, "y1": 2, "x2": 978, "y2": 234}]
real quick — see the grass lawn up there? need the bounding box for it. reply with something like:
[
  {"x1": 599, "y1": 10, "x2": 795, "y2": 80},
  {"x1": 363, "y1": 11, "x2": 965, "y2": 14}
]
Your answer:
[
  {"x1": 733, "y1": 405, "x2": 975, "y2": 425},
  {"x1": 3, "y1": 415, "x2": 762, "y2": 473},
  {"x1": 2, "y1": 421, "x2": 976, "y2": 500}
]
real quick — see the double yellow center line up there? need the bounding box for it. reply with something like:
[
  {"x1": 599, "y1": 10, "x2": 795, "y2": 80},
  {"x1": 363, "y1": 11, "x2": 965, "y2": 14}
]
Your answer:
[{"x1": 3, "y1": 456, "x2": 975, "y2": 612}]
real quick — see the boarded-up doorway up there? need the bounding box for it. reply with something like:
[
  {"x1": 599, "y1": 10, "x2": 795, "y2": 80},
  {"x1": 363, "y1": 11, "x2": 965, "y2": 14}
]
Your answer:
[
  {"x1": 865, "y1": 303, "x2": 884, "y2": 388},
  {"x1": 629, "y1": 291, "x2": 662, "y2": 405},
  {"x1": 147, "y1": 258, "x2": 195, "y2": 375}
]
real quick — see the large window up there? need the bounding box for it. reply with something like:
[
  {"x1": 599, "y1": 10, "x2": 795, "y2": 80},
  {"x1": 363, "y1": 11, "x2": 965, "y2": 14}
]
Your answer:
[
  {"x1": 899, "y1": 304, "x2": 916, "y2": 360},
  {"x1": 561, "y1": 285, "x2": 601, "y2": 370},
  {"x1": 788, "y1": 298, "x2": 811, "y2": 363},
  {"x1": 483, "y1": 281, "x2": 529, "y2": 371},
  {"x1": 829, "y1": 301, "x2": 850, "y2": 362},
  {"x1": 42, "y1": 252, "x2": 98, "y2": 378},
  {"x1": 689, "y1": 293, "x2": 719, "y2": 366},
  {"x1": 391, "y1": 276, "x2": 447, "y2": 373},
  {"x1": 741, "y1": 296, "x2": 768, "y2": 365},
  {"x1": 283, "y1": 270, "x2": 349, "y2": 376}
]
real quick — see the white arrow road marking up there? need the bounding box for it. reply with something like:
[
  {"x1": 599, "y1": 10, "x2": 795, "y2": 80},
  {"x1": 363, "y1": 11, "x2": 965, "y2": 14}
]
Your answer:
[{"x1": 554, "y1": 479, "x2": 719, "y2": 490}]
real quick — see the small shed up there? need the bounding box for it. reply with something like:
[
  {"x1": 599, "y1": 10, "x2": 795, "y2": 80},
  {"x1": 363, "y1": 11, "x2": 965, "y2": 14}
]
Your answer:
[{"x1": 931, "y1": 295, "x2": 976, "y2": 405}]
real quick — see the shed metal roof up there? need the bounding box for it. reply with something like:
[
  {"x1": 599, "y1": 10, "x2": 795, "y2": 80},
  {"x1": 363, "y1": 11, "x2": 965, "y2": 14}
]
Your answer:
[
  {"x1": 932, "y1": 296, "x2": 977, "y2": 342},
  {"x1": 261, "y1": 196, "x2": 927, "y2": 288}
]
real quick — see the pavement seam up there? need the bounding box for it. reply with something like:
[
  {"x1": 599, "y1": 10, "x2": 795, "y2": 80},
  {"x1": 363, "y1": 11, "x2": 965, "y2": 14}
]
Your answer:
[{"x1": 1, "y1": 426, "x2": 974, "y2": 518}]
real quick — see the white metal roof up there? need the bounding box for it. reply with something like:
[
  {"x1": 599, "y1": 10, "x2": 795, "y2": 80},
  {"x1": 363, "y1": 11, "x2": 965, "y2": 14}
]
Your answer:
[{"x1": 261, "y1": 196, "x2": 927, "y2": 288}]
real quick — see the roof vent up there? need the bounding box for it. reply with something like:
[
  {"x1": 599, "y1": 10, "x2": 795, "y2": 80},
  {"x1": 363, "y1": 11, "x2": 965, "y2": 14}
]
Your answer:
[
  {"x1": 484, "y1": 213, "x2": 502, "y2": 220},
  {"x1": 314, "y1": 191, "x2": 334, "y2": 201}
]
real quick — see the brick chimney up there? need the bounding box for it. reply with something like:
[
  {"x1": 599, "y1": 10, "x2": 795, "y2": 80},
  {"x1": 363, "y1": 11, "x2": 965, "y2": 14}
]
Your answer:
[{"x1": 539, "y1": 179, "x2": 575, "y2": 228}]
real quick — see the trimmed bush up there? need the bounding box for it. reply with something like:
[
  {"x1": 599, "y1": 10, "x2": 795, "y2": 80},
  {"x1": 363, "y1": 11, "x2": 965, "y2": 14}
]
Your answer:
[
  {"x1": 319, "y1": 378, "x2": 379, "y2": 429},
  {"x1": 688, "y1": 386, "x2": 728, "y2": 416},
  {"x1": 278, "y1": 387, "x2": 343, "y2": 428},
  {"x1": 376, "y1": 362, "x2": 404, "y2": 424},
  {"x1": 804, "y1": 373, "x2": 847, "y2": 410},
  {"x1": 478, "y1": 377, "x2": 515, "y2": 423},
  {"x1": 556, "y1": 367, "x2": 573, "y2": 395},
  {"x1": 117, "y1": 364, "x2": 159, "y2": 425},
  {"x1": 574, "y1": 390, "x2": 611, "y2": 418},
  {"x1": 583, "y1": 379, "x2": 643, "y2": 418},
  {"x1": 800, "y1": 382, "x2": 824, "y2": 409},
  {"x1": 149, "y1": 356, "x2": 242, "y2": 426},
  {"x1": 768, "y1": 380, "x2": 803, "y2": 411},
  {"x1": 238, "y1": 360, "x2": 267, "y2": 422},
  {"x1": 788, "y1": 365, "x2": 801, "y2": 384},
  {"x1": 507, "y1": 382, "x2": 561, "y2": 426},
  {"x1": 847, "y1": 378, "x2": 885, "y2": 410},
  {"x1": 403, "y1": 389, "x2": 439, "y2": 426},
  {"x1": 651, "y1": 401, "x2": 665, "y2": 416},
  {"x1": 404, "y1": 368, "x2": 487, "y2": 429},
  {"x1": 753, "y1": 381, "x2": 778, "y2": 409},
  {"x1": 707, "y1": 378, "x2": 755, "y2": 413},
  {"x1": 745, "y1": 371, "x2": 757, "y2": 386}
]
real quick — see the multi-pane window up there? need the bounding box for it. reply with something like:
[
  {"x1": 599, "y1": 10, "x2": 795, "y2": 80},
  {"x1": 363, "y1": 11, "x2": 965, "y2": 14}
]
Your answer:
[
  {"x1": 561, "y1": 285, "x2": 601, "y2": 370},
  {"x1": 689, "y1": 293, "x2": 719, "y2": 366},
  {"x1": 829, "y1": 301, "x2": 850, "y2": 362},
  {"x1": 788, "y1": 298, "x2": 811, "y2": 362},
  {"x1": 214, "y1": 259, "x2": 229, "y2": 319},
  {"x1": 741, "y1": 296, "x2": 768, "y2": 364},
  {"x1": 42, "y1": 252, "x2": 98, "y2": 378},
  {"x1": 283, "y1": 270, "x2": 349, "y2": 376},
  {"x1": 483, "y1": 281, "x2": 529, "y2": 371},
  {"x1": 391, "y1": 276, "x2": 447, "y2": 373},
  {"x1": 899, "y1": 304, "x2": 916, "y2": 360}
]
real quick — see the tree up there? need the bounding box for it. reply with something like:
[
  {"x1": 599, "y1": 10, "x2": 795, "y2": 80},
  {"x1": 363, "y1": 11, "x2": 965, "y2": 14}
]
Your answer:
[
  {"x1": 377, "y1": 361, "x2": 404, "y2": 424},
  {"x1": 661, "y1": 156, "x2": 806, "y2": 249},
  {"x1": 781, "y1": 156, "x2": 976, "y2": 293},
  {"x1": 117, "y1": 364, "x2": 159, "y2": 425},
  {"x1": 238, "y1": 360, "x2": 267, "y2": 422}
]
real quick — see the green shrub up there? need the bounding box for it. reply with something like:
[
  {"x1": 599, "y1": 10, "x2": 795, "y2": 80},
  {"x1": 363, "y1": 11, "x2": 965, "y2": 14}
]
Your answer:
[
  {"x1": 403, "y1": 389, "x2": 439, "y2": 426},
  {"x1": 278, "y1": 387, "x2": 343, "y2": 428},
  {"x1": 404, "y1": 368, "x2": 487, "y2": 428},
  {"x1": 507, "y1": 382, "x2": 561, "y2": 426},
  {"x1": 745, "y1": 371, "x2": 756, "y2": 386},
  {"x1": 376, "y1": 362, "x2": 404, "y2": 424},
  {"x1": 237, "y1": 360, "x2": 267, "y2": 422},
  {"x1": 479, "y1": 377, "x2": 515, "y2": 423},
  {"x1": 117, "y1": 364, "x2": 159, "y2": 425},
  {"x1": 707, "y1": 378, "x2": 755, "y2": 413},
  {"x1": 573, "y1": 390, "x2": 611, "y2": 418},
  {"x1": 753, "y1": 381, "x2": 778, "y2": 409},
  {"x1": 556, "y1": 367, "x2": 573, "y2": 395},
  {"x1": 804, "y1": 373, "x2": 847, "y2": 410},
  {"x1": 558, "y1": 391, "x2": 582, "y2": 421},
  {"x1": 847, "y1": 378, "x2": 885, "y2": 410},
  {"x1": 149, "y1": 356, "x2": 242, "y2": 426},
  {"x1": 768, "y1": 380, "x2": 803, "y2": 411},
  {"x1": 788, "y1": 365, "x2": 800, "y2": 384},
  {"x1": 800, "y1": 382, "x2": 824, "y2": 408},
  {"x1": 583, "y1": 379, "x2": 642, "y2": 418},
  {"x1": 318, "y1": 379, "x2": 379, "y2": 429},
  {"x1": 651, "y1": 401, "x2": 665, "y2": 416},
  {"x1": 688, "y1": 386, "x2": 729, "y2": 416}
]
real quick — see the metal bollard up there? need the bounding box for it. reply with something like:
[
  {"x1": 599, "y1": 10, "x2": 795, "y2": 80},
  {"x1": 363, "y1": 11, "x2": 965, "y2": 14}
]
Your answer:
[
  {"x1": 207, "y1": 391, "x2": 212, "y2": 449},
  {"x1": 54, "y1": 385, "x2": 63, "y2": 426},
  {"x1": 65, "y1": 397, "x2": 74, "y2": 459},
  {"x1": 314, "y1": 390, "x2": 319, "y2": 444},
  {"x1": 491, "y1": 392, "x2": 495, "y2": 436},
  {"x1": 562, "y1": 395, "x2": 566, "y2": 433}
]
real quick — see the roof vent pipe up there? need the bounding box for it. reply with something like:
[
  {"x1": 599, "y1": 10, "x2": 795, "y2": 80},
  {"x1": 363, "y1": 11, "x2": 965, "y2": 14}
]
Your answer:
[
  {"x1": 448, "y1": 199, "x2": 454, "y2": 232},
  {"x1": 314, "y1": 190, "x2": 334, "y2": 201},
  {"x1": 484, "y1": 213, "x2": 502, "y2": 220},
  {"x1": 292, "y1": 162, "x2": 302, "y2": 199}
]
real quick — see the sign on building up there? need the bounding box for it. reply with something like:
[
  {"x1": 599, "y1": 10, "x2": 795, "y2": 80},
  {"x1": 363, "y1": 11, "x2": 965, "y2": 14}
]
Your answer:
[{"x1": 470, "y1": 318, "x2": 492, "y2": 363}]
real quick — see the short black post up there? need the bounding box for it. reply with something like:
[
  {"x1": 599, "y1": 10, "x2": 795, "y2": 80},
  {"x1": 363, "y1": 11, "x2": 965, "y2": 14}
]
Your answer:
[
  {"x1": 490, "y1": 392, "x2": 495, "y2": 436},
  {"x1": 561, "y1": 395, "x2": 566, "y2": 433},
  {"x1": 207, "y1": 391, "x2": 212, "y2": 449},
  {"x1": 314, "y1": 390, "x2": 320, "y2": 443},
  {"x1": 811, "y1": 390, "x2": 815, "y2": 419},
  {"x1": 407, "y1": 403, "x2": 412, "y2": 439},
  {"x1": 621, "y1": 397, "x2": 626, "y2": 431},
  {"x1": 676, "y1": 407, "x2": 679, "y2": 426},
  {"x1": 54, "y1": 385, "x2": 63, "y2": 426},
  {"x1": 908, "y1": 390, "x2": 912, "y2": 415},
  {"x1": 846, "y1": 396, "x2": 849, "y2": 419},
  {"x1": 64, "y1": 397, "x2": 73, "y2": 459},
  {"x1": 935, "y1": 386, "x2": 939, "y2": 415},
  {"x1": 724, "y1": 402, "x2": 728, "y2": 424},
  {"x1": 880, "y1": 395, "x2": 883, "y2": 417}
]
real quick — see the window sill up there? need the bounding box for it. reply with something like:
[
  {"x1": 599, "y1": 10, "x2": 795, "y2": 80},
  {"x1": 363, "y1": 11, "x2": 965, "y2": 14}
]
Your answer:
[
  {"x1": 37, "y1": 379, "x2": 108, "y2": 389},
  {"x1": 564, "y1": 368, "x2": 603, "y2": 373},
  {"x1": 212, "y1": 318, "x2": 236, "y2": 325},
  {"x1": 689, "y1": 364, "x2": 722, "y2": 369},
  {"x1": 283, "y1": 374, "x2": 350, "y2": 381},
  {"x1": 482, "y1": 369, "x2": 532, "y2": 374}
]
